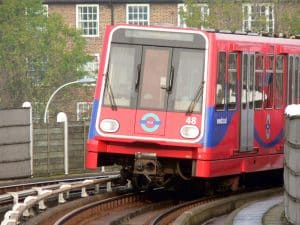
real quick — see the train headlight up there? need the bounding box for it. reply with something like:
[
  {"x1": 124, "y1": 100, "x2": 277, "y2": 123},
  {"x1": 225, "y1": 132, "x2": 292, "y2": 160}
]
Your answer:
[
  {"x1": 180, "y1": 125, "x2": 199, "y2": 139},
  {"x1": 100, "y1": 119, "x2": 119, "y2": 133}
]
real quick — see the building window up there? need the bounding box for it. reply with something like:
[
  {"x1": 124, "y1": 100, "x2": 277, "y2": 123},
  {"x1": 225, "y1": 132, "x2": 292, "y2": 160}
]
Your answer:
[
  {"x1": 178, "y1": 3, "x2": 209, "y2": 28},
  {"x1": 243, "y1": 3, "x2": 274, "y2": 33},
  {"x1": 83, "y1": 54, "x2": 99, "y2": 78},
  {"x1": 26, "y1": 58, "x2": 47, "y2": 84},
  {"x1": 43, "y1": 4, "x2": 48, "y2": 16},
  {"x1": 77, "y1": 102, "x2": 92, "y2": 121},
  {"x1": 76, "y1": 5, "x2": 99, "y2": 37},
  {"x1": 126, "y1": 4, "x2": 149, "y2": 25}
]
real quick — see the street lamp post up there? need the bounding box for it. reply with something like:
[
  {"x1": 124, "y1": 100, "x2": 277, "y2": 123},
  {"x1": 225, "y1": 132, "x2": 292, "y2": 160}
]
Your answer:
[
  {"x1": 43, "y1": 76, "x2": 96, "y2": 123},
  {"x1": 22, "y1": 101, "x2": 33, "y2": 177},
  {"x1": 57, "y1": 112, "x2": 69, "y2": 175}
]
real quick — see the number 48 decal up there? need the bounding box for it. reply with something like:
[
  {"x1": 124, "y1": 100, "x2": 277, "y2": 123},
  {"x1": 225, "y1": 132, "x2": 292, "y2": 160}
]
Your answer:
[{"x1": 186, "y1": 117, "x2": 197, "y2": 125}]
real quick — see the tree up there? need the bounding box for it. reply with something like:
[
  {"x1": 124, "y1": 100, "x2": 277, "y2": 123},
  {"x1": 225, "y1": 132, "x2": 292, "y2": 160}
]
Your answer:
[
  {"x1": 179, "y1": 0, "x2": 300, "y2": 35},
  {"x1": 0, "y1": 0, "x2": 91, "y2": 113},
  {"x1": 275, "y1": 2, "x2": 300, "y2": 36},
  {"x1": 206, "y1": 0, "x2": 242, "y2": 31},
  {"x1": 179, "y1": 0, "x2": 208, "y2": 28},
  {"x1": 179, "y1": 0, "x2": 242, "y2": 31}
]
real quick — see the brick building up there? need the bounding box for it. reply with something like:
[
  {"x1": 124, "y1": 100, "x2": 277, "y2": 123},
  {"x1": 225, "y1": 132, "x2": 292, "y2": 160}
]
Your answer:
[
  {"x1": 42, "y1": 0, "x2": 299, "y2": 121},
  {"x1": 44, "y1": 0, "x2": 185, "y2": 72}
]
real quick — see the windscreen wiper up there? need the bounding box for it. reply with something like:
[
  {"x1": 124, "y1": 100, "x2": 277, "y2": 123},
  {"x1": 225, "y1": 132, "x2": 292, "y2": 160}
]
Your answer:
[
  {"x1": 167, "y1": 66, "x2": 175, "y2": 92},
  {"x1": 105, "y1": 71, "x2": 117, "y2": 110},
  {"x1": 186, "y1": 81, "x2": 205, "y2": 115},
  {"x1": 135, "y1": 64, "x2": 141, "y2": 90}
]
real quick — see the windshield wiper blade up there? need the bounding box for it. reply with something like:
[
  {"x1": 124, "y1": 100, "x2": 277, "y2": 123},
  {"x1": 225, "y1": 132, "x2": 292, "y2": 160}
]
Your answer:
[
  {"x1": 186, "y1": 81, "x2": 205, "y2": 115},
  {"x1": 135, "y1": 64, "x2": 141, "y2": 90},
  {"x1": 105, "y1": 71, "x2": 117, "y2": 110}
]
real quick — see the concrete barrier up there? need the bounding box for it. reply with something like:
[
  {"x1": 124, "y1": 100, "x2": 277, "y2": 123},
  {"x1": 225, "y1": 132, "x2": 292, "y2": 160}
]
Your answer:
[
  {"x1": 284, "y1": 105, "x2": 300, "y2": 224},
  {"x1": 0, "y1": 108, "x2": 31, "y2": 179}
]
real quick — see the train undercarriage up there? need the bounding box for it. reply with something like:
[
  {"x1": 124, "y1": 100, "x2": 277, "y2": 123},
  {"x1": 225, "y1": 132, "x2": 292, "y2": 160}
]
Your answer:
[
  {"x1": 98, "y1": 152, "x2": 283, "y2": 193},
  {"x1": 99, "y1": 152, "x2": 194, "y2": 189},
  {"x1": 98, "y1": 152, "x2": 245, "y2": 192}
]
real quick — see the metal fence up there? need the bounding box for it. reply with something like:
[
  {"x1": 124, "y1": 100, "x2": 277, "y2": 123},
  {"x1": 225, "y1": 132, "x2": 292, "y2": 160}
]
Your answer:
[{"x1": 33, "y1": 122, "x2": 90, "y2": 176}]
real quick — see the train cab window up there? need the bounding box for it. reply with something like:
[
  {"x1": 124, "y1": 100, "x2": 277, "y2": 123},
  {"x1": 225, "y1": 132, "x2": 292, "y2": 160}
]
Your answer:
[
  {"x1": 255, "y1": 54, "x2": 263, "y2": 109},
  {"x1": 275, "y1": 55, "x2": 284, "y2": 108},
  {"x1": 216, "y1": 52, "x2": 226, "y2": 111},
  {"x1": 139, "y1": 47, "x2": 171, "y2": 109},
  {"x1": 103, "y1": 44, "x2": 141, "y2": 107},
  {"x1": 227, "y1": 53, "x2": 237, "y2": 110},
  {"x1": 264, "y1": 55, "x2": 274, "y2": 109},
  {"x1": 169, "y1": 49, "x2": 205, "y2": 113}
]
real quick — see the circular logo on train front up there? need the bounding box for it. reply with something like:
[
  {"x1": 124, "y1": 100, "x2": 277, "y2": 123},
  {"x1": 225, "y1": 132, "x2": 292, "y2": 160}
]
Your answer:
[
  {"x1": 140, "y1": 113, "x2": 161, "y2": 132},
  {"x1": 266, "y1": 114, "x2": 271, "y2": 140}
]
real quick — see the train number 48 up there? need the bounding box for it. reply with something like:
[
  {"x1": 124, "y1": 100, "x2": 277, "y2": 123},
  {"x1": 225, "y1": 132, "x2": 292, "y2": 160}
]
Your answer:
[{"x1": 186, "y1": 117, "x2": 197, "y2": 125}]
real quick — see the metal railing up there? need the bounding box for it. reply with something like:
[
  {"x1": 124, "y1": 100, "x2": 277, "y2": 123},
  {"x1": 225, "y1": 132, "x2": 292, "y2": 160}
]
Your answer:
[{"x1": 1, "y1": 175, "x2": 121, "y2": 225}]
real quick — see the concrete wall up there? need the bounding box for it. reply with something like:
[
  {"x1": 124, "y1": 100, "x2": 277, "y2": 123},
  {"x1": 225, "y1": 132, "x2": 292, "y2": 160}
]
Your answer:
[
  {"x1": 284, "y1": 115, "x2": 300, "y2": 225},
  {"x1": 0, "y1": 108, "x2": 31, "y2": 179},
  {"x1": 33, "y1": 122, "x2": 90, "y2": 176}
]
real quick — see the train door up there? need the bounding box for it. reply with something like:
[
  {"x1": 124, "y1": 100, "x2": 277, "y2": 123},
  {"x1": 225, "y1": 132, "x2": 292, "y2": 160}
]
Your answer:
[
  {"x1": 240, "y1": 53, "x2": 255, "y2": 152},
  {"x1": 288, "y1": 55, "x2": 300, "y2": 104},
  {"x1": 134, "y1": 46, "x2": 205, "y2": 136},
  {"x1": 134, "y1": 46, "x2": 172, "y2": 135}
]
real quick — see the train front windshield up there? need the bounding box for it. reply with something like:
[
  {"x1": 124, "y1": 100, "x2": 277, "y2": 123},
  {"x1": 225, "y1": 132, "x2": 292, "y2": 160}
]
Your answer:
[{"x1": 103, "y1": 28, "x2": 206, "y2": 114}]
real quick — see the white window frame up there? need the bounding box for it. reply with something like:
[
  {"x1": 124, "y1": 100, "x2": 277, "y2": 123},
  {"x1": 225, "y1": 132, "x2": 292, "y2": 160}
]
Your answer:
[
  {"x1": 77, "y1": 102, "x2": 93, "y2": 121},
  {"x1": 242, "y1": 3, "x2": 274, "y2": 33},
  {"x1": 76, "y1": 4, "x2": 99, "y2": 37},
  {"x1": 126, "y1": 4, "x2": 150, "y2": 25},
  {"x1": 83, "y1": 53, "x2": 99, "y2": 78},
  {"x1": 177, "y1": 3, "x2": 209, "y2": 28},
  {"x1": 43, "y1": 4, "x2": 48, "y2": 16}
]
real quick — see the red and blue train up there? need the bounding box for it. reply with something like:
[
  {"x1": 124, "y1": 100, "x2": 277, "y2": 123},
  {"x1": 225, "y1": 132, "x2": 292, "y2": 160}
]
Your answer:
[{"x1": 86, "y1": 24, "x2": 300, "y2": 189}]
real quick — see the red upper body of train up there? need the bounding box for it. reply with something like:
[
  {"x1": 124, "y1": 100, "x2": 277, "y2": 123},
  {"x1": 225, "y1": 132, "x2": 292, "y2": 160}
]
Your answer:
[{"x1": 86, "y1": 24, "x2": 300, "y2": 188}]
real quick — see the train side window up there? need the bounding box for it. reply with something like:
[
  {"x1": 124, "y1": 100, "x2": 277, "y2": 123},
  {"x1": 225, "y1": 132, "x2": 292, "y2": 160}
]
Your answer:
[
  {"x1": 255, "y1": 54, "x2": 263, "y2": 109},
  {"x1": 264, "y1": 55, "x2": 274, "y2": 109},
  {"x1": 275, "y1": 55, "x2": 284, "y2": 108},
  {"x1": 249, "y1": 55, "x2": 255, "y2": 109},
  {"x1": 295, "y1": 57, "x2": 300, "y2": 104},
  {"x1": 242, "y1": 54, "x2": 248, "y2": 110},
  {"x1": 227, "y1": 53, "x2": 237, "y2": 110},
  {"x1": 288, "y1": 56, "x2": 294, "y2": 105},
  {"x1": 216, "y1": 52, "x2": 226, "y2": 111}
]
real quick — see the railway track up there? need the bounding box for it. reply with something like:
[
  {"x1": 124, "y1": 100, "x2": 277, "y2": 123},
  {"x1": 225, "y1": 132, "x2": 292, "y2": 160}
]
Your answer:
[
  {"x1": 48, "y1": 187, "x2": 281, "y2": 225},
  {"x1": 1, "y1": 173, "x2": 282, "y2": 225},
  {"x1": 28, "y1": 188, "x2": 281, "y2": 225}
]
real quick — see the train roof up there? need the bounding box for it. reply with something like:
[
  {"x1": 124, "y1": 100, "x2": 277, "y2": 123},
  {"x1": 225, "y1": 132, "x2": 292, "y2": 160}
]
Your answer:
[
  {"x1": 213, "y1": 31, "x2": 300, "y2": 47},
  {"x1": 107, "y1": 24, "x2": 300, "y2": 52}
]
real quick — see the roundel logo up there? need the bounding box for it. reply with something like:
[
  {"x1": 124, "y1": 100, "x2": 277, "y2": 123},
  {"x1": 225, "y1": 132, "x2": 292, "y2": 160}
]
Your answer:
[{"x1": 140, "y1": 113, "x2": 161, "y2": 132}]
